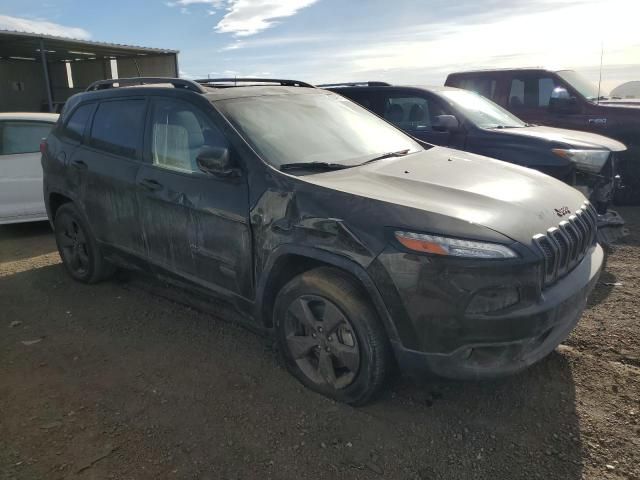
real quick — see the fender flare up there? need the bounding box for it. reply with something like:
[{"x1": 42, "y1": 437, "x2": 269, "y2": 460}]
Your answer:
[
  {"x1": 256, "y1": 244, "x2": 401, "y2": 344},
  {"x1": 45, "y1": 188, "x2": 80, "y2": 226}
]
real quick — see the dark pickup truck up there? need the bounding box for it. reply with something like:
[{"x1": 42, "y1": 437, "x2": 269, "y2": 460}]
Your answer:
[{"x1": 445, "y1": 68, "x2": 640, "y2": 204}]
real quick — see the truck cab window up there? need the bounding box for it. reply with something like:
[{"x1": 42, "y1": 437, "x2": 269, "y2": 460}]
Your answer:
[
  {"x1": 509, "y1": 77, "x2": 557, "y2": 108},
  {"x1": 458, "y1": 78, "x2": 497, "y2": 99}
]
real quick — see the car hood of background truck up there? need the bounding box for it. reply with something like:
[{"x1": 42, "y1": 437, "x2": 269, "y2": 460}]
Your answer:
[
  {"x1": 494, "y1": 125, "x2": 626, "y2": 151},
  {"x1": 303, "y1": 147, "x2": 588, "y2": 247},
  {"x1": 598, "y1": 98, "x2": 640, "y2": 108}
]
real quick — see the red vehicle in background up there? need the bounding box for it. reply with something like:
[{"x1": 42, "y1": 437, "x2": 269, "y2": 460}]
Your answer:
[{"x1": 445, "y1": 68, "x2": 640, "y2": 204}]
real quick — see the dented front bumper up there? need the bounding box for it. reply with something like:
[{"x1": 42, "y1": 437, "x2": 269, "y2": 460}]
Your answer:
[{"x1": 374, "y1": 243, "x2": 604, "y2": 380}]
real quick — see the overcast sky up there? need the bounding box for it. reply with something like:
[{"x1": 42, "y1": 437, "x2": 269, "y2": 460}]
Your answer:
[{"x1": 1, "y1": 0, "x2": 639, "y2": 92}]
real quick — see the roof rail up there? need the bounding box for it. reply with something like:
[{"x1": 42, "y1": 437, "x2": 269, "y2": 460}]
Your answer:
[
  {"x1": 194, "y1": 78, "x2": 314, "y2": 88},
  {"x1": 318, "y1": 81, "x2": 391, "y2": 88},
  {"x1": 86, "y1": 77, "x2": 206, "y2": 94}
]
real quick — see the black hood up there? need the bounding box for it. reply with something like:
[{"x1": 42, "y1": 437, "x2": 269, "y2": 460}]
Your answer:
[
  {"x1": 301, "y1": 147, "x2": 588, "y2": 247},
  {"x1": 493, "y1": 125, "x2": 626, "y2": 151}
]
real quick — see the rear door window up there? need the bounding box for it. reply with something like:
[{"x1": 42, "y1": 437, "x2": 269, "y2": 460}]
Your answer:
[
  {"x1": 338, "y1": 91, "x2": 376, "y2": 113},
  {"x1": 382, "y1": 95, "x2": 448, "y2": 131},
  {"x1": 63, "y1": 103, "x2": 94, "y2": 142},
  {"x1": 89, "y1": 100, "x2": 146, "y2": 158},
  {"x1": 457, "y1": 78, "x2": 497, "y2": 100},
  {"x1": 509, "y1": 76, "x2": 557, "y2": 109},
  {"x1": 0, "y1": 121, "x2": 53, "y2": 155}
]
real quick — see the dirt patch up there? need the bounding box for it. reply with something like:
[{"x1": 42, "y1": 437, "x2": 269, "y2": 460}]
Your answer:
[{"x1": 1, "y1": 213, "x2": 639, "y2": 480}]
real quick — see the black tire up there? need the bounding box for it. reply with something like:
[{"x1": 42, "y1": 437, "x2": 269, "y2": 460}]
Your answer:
[
  {"x1": 274, "y1": 267, "x2": 392, "y2": 405},
  {"x1": 54, "y1": 203, "x2": 115, "y2": 284}
]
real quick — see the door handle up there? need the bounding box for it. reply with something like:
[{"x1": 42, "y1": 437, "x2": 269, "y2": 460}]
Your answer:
[
  {"x1": 71, "y1": 159, "x2": 87, "y2": 169},
  {"x1": 139, "y1": 178, "x2": 163, "y2": 191}
]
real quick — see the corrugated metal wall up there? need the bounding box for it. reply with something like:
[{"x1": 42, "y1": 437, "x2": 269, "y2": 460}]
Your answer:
[
  {"x1": 0, "y1": 54, "x2": 177, "y2": 113},
  {"x1": 0, "y1": 59, "x2": 48, "y2": 112}
]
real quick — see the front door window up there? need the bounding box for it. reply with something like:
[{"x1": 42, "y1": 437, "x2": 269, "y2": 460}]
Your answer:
[{"x1": 149, "y1": 99, "x2": 227, "y2": 174}]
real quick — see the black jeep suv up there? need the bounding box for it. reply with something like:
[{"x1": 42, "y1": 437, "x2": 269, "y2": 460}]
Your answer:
[{"x1": 42, "y1": 77, "x2": 604, "y2": 405}]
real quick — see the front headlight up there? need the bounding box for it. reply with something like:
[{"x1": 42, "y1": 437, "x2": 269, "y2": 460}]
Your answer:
[
  {"x1": 394, "y1": 231, "x2": 518, "y2": 259},
  {"x1": 551, "y1": 149, "x2": 609, "y2": 174}
]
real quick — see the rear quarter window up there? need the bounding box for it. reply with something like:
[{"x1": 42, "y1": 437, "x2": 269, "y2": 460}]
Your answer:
[{"x1": 0, "y1": 121, "x2": 54, "y2": 155}]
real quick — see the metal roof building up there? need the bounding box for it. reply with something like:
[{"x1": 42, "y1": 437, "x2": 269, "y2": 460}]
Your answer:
[{"x1": 0, "y1": 30, "x2": 178, "y2": 113}]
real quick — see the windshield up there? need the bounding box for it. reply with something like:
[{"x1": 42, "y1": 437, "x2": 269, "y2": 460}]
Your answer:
[
  {"x1": 216, "y1": 92, "x2": 421, "y2": 169},
  {"x1": 556, "y1": 70, "x2": 604, "y2": 100},
  {"x1": 440, "y1": 89, "x2": 526, "y2": 129}
]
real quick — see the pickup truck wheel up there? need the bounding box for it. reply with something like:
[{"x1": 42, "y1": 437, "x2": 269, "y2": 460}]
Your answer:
[
  {"x1": 54, "y1": 204, "x2": 115, "y2": 284},
  {"x1": 274, "y1": 267, "x2": 392, "y2": 405}
]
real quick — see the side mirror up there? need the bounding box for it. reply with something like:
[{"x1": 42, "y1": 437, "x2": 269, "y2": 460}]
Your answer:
[
  {"x1": 433, "y1": 114, "x2": 460, "y2": 132},
  {"x1": 196, "y1": 146, "x2": 239, "y2": 177},
  {"x1": 549, "y1": 87, "x2": 579, "y2": 114}
]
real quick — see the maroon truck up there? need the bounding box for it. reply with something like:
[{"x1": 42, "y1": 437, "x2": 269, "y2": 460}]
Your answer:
[{"x1": 445, "y1": 68, "x2": 640, "y2": 204}]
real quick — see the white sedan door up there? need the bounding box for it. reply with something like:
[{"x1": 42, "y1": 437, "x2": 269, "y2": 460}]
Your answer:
[{"x1": 0, "y1": 120, "x2": 54, "y2": 224}]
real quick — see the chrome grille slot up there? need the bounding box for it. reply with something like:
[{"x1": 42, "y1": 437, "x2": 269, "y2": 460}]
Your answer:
[
  {"x1": 533, "y1": 234, "x2": 558, "y2": 285},
  {"x1": 550, "y1": 227, "x2": 570, "y2": 275},
  {"x1": 573, "y1": 211, "x2": 589, "y2": 255},
  {"x1": 561, "y1": 219, "x2": 581, "y2": 267},
  {"x1": 532, "y1": 201, "x2": 598, "y2": 288},
  {"x1": 583, "y1": 204, "x2": 598, "y2": 244}
]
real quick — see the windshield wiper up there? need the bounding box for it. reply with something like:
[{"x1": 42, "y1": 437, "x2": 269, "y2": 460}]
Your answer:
[
  {"x1": 280, "y1": 150, "x2": 412, "y2": 172},
  {"x1": 280, "y1": 162, "x2": 352, "y2": 172},
  {"x1": 358, "y1": 149, "x2": 411, "y2": 166}
]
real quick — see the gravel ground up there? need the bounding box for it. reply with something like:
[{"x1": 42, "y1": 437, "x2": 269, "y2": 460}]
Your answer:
[{"x1": 1, "y1": 209, "x2": 638, "y2": 480}]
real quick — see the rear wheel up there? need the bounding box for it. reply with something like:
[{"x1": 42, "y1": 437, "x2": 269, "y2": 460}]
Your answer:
[
  {"x1": 54, "y1": 203, "x2": 115, "y2": 283},
  {"x1": 274, "y1": 267, "x2": 392, "y2": 405}
]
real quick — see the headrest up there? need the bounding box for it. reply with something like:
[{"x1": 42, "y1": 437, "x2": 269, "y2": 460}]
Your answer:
[
  {"x1": 409, "y1": 104, "x2": 425, "y2": 122},
  {"x1": 171, "y1": 110, "x2": 204, "y2": 149},
  {"x1": 386, "y1": 104, "x2": 404, "y2": 122}
]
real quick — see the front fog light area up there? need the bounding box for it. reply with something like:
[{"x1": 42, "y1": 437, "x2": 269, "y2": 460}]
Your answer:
[{"x1": 466, "y1": 287, "x2": 520, "y2": 314}]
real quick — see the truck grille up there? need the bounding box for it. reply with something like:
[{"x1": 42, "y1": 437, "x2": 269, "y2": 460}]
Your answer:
[{"x1": 533, "y1": 202, "x2": 598, "y2": 287}]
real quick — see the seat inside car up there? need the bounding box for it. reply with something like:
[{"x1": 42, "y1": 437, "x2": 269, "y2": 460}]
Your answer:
[
  {"x1": 386, "y1": 103, "x2": 404, "y2": 123},
  {"x1": 409, "y1": 104, "x2": 425, "y2": 122},
  {"x1": 173, "y1": 110, "x2": 204, "y2": 170},
  {"x1": 152, "y1": 108, "x2": 204, "y2": 171}
]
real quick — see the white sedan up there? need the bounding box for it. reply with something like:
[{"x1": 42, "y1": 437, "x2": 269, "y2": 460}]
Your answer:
[{"x1": 0, "y1": 112, "x2": 59, "y2": 225}]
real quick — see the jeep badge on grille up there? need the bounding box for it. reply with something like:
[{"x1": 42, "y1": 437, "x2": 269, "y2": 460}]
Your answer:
[{"x1": 554, "y1": 206, "x2": 571, "y2": 217}]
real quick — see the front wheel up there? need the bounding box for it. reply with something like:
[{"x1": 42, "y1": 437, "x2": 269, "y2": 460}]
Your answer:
[{"x1": 274, "y1": 267, "x2": 392, "y2": 405}]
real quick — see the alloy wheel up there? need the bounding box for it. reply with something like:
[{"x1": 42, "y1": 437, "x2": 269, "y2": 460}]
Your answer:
[
  {"x1": 57, "y1": 216, "x2": 90, "y2": 276},
  {"x1": 284, "y1": 295, "x2": 361, "y2": 389}
]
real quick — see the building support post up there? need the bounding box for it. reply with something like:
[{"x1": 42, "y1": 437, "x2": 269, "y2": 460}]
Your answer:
[{"x1": 39, "y1": 38, "x2": 54, "y2": 112}]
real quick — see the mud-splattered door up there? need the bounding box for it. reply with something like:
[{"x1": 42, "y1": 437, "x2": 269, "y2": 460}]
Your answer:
[
  {"x1": 135, "y1": 164, "x2": 252, "y2": 298},
  {"x1": 137, "y1": 97, "x2": 253, "y2": 299},
  {"x1": 80, "y1": 99, "x2": 147, "y2": 255}
]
